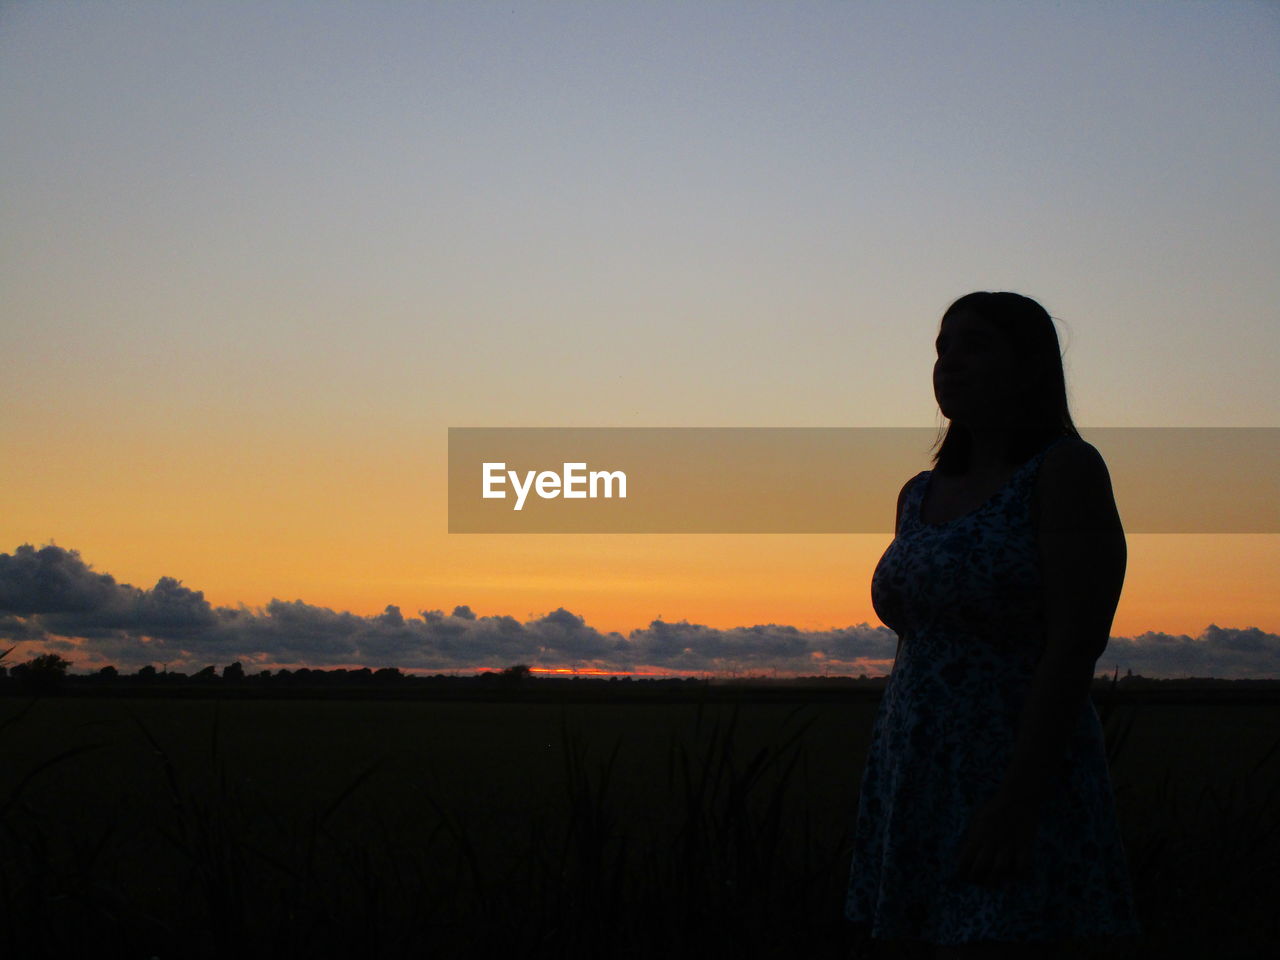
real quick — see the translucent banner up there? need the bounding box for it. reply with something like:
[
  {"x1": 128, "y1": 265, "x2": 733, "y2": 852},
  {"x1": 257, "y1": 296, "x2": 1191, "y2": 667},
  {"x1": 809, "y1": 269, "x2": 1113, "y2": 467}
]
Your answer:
[{"x1": 447, "y1": 427, "x2": 1278, "y2": 533}]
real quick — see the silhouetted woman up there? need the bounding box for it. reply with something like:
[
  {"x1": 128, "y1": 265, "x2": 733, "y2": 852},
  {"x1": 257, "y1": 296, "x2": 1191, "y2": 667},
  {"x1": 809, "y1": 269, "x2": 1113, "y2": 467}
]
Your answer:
[{"x1": 844, "y1": 292, "x2": 1142, "y2": 959}]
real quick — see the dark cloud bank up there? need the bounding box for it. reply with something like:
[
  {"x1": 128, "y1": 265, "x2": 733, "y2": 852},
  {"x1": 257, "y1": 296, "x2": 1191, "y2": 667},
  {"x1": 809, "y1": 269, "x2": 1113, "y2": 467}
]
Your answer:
[{"x1": 1, "y1": 544, "x2": 1276, "y2": 679}]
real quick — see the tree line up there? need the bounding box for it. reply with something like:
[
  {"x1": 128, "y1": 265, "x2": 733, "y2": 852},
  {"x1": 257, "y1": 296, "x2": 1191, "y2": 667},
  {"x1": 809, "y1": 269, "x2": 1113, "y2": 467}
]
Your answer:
[{"x1": 0, "y1": 650, "x2": 542, "y2": 694}]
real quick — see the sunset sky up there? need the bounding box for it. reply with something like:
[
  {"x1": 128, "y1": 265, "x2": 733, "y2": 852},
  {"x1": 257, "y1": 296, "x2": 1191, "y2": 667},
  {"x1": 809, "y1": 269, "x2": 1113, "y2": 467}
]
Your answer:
[{"x1": 2, "y1": 1, "x2": 1277, "y2": 677}]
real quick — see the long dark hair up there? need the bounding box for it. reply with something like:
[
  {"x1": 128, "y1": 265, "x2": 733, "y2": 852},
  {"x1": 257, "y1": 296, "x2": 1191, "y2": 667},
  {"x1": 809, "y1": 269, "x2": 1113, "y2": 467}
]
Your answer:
[{"x1": 931, "y1": 291, "x2": 1081, "y2": 475}]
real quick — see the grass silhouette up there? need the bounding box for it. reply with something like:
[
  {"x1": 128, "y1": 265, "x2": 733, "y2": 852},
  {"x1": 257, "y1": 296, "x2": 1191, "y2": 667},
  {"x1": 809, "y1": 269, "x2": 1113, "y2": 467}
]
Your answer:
[{"x1": 0, "y1": 668, "x2": 1275, "y2": 959}]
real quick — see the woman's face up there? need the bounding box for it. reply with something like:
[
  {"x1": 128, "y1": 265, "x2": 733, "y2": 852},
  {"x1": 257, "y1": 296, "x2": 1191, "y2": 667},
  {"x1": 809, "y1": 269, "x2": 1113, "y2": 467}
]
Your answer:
[{"x1": 932, "y1": 310, "x2": 1026, "y2": 425}]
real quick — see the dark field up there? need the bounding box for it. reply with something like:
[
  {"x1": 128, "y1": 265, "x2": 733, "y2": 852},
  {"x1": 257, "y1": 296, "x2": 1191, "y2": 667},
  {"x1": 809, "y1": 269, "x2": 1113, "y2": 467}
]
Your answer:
[{"x1": 1, "y1": 690, "x2": 1277, "y2": 959}]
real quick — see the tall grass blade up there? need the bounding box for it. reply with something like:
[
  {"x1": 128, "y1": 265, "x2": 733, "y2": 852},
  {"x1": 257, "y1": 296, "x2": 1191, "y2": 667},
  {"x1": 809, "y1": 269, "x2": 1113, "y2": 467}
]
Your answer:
[{"x1": 0, "y1": 741, "x2": 106, "y2": 820}]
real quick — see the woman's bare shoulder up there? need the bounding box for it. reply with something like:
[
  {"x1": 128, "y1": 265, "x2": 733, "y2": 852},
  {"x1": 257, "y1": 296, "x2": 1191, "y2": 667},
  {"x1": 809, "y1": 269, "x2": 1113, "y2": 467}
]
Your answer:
[
  {"x1": 1036, "y1": 436, "x2": 1120, "y2": 526},
  {"x1": 1042, "y1": 436, "x2": 1111, "y2": 478}
]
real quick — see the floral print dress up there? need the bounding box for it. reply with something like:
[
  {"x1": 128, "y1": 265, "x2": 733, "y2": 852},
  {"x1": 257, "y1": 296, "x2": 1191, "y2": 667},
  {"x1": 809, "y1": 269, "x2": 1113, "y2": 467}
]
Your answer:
[{"x1": 844, "y1": 435, "x2": 1142, "y2": 945}]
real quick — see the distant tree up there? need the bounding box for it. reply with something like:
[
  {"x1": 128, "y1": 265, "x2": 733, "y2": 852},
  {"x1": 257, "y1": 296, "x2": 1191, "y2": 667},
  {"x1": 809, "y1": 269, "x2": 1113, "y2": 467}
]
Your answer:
[
  {"x1": 223, "y1": 661, "x2": 245, "y2": 682},
  {"x1": 500, "y1": 663, "x2": 532, "y2": 682},
  {"x1": 11, "y1": 653, "x2": 71, "y2": 693},
  {"x1": 137, "y1": 664, "x2": 157, "y2": 681},
  {"x1": 373, "y1": 667, "x2": 403, "y2": 684},
  {"x1": 96, "y1": 665, "x2": 119, "y2": 680},
  {"x1": 193, "y1": 665, "x2": 218, "y2": 682}
]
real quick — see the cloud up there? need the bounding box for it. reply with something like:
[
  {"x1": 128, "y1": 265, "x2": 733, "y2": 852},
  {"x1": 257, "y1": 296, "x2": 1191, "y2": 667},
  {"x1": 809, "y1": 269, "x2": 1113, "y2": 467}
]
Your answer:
[
  {"x1": 0, "y1": 543, "x2": 1276, "y2": 678},
  {"x1": 0, "y1": 543, "x2": 130, "y2": 617},
  {"x1": 1096, "y1": 625, "x2": 1280, "y2": 680}
]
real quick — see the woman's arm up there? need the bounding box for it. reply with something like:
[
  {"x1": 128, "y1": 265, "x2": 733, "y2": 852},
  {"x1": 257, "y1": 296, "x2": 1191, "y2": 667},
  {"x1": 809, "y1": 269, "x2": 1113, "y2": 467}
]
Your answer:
[
  {"x1": 954, "y1": 440, "x2": 1125, "y2": 885},
  {"x1": 997, "y1": 439, "x2": 1126, "y2": 805}
]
